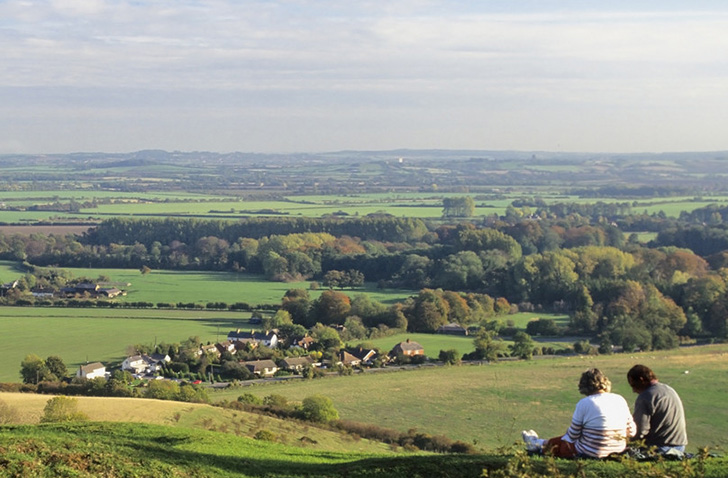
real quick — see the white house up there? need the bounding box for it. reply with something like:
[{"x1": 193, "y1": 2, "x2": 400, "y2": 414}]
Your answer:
[
  {"x1": 77, "y1": 362, "x2": 106, "y2": 380},
  {"x1": 145, "y1": 353, "x2": 171, "y2": 372},
  {"x1": 227, "y1": 329, "x2": 278, "y2": 349},
  {"x1": 122, "y1": 355, "x2": 148, "y2": 374}
]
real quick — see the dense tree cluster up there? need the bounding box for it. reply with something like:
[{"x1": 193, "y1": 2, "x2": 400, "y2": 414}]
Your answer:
[{"x1": 5, "y1": 204, "x2": 728, "y2": 351}]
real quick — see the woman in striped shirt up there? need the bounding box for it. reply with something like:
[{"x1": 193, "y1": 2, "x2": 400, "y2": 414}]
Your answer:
[{"x1": 522, "y1": 368, "x2": 636, "y2": 458}]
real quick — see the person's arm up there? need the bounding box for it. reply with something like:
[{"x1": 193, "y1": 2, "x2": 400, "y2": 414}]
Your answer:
[
  {"x1": 563, "y1": 400, "x2": 585, "y2": 443},
  {"x1": 626, "y1": 411, "x2": 637, "y2": 438},
  {"x1": 632, "y1": 396, "x2": 651, "y2": 440}
]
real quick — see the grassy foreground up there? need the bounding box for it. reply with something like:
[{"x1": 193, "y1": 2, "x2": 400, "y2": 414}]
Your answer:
[
  {"x1": 0, "y1": 392, "x2": 393, "y2": 455},
  {"x1": 1, "y1": 421, "x2": 727, "y2": 478}
]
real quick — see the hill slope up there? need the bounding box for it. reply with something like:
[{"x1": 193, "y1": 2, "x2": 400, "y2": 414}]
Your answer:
[
  {"x1": 1, "y1": 422, "x2": 726, "y2": 478},
  {"x1": 0, "y1": 392, "x2": 393, "y2": 455}
]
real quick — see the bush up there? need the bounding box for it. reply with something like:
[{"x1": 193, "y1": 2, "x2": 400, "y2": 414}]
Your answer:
[
  {"x1": 438, "y1": 349, "x2": 461, "y2": 365},
  {"x1": 40, "y1": 396, "x2": 88, "y2": 423},
  {"x1": 237, "y1": 393, "x2": 263, "y2": 406},
  {"x1": 263, "y1": 394, "x2": 289, "y2": 408},
  {"x1": 573, "y1": 340, "x2": 598, "y2": 355},
  {"x1": 300, "y1": 395, "x2": 339, "y2": 423},
  {"x1": 0, "y1": 398, "x2": 19, "y2": 425},
  {"x1": 228, "y1": 302, "x2": 251, "y2": 311},
  {"x1": 253, "y1": 429, "x2": 277, "y2": 442}
]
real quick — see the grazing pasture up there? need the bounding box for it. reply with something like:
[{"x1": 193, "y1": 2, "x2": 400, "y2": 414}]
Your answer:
[
  {"x1": 0, "y1": 262, "x2": 415, "y2": 306},
  {"x1": 210, "y1": 344, "x2": 728, "y2": 451},
  {"x1": 69, "y1": 268, "x2": 414, "y2": 306}
]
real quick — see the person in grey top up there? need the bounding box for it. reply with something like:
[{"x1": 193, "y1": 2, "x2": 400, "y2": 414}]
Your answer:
[{"x1": 627, "y1": 364, "x2": 688, "y2": 454}]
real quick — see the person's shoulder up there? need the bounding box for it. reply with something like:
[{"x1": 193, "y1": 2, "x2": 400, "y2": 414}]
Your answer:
[
  {"x1": 603, "y1": 392, "x2": 630, "y2": 404},
  {"x1": 656, "y1": 381, "x2": 681, "y2": 396}
]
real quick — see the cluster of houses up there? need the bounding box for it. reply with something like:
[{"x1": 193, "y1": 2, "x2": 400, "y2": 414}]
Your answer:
[
  {"x1": 1, "y1": 280, "x2": 125, "y2": 299},
  {"x1": 56, "y1": 283, "x2": 125, "y2": 298},
  {"x1": 75, "y1": 329, "x2": 427, "y2": 382}
]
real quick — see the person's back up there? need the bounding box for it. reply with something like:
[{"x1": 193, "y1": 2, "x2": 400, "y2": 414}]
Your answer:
[
  {"x1": 628, "y1": 365, "x2": 687, "y2": 453},
  {"x1": 634, "y1": 381, "x2": 687, "y2": 447},
  {"x1": 566, "y1": 391, "x2": 635, "y2": 458}
]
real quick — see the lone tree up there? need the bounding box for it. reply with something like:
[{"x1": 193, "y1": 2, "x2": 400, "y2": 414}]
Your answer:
[
  {"x1": 300, "y1": 395, "x2": 339, "y2": 423},
  {"x1": 471, "y1": 329, "x2": 507, "y2": 362},
  {"x1": 510, "y1": 331, "x2": 536, "y2": 360}
]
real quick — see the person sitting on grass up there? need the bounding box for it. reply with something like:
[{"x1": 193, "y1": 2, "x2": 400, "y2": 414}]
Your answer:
[
  {"x1": 522, "y1": 368, "x2": 636, "y2": 458},
  {"x1": 627, "y1": 364, "x2": 687, "y2": 455}
]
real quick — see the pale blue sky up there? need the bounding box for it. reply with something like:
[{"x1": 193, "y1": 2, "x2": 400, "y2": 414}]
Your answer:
[{"x1": 1, "y1": 1, "x2": 727, "y2": 154}]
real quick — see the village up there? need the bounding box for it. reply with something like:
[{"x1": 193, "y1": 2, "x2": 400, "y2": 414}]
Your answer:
[{"x1": 74, "y1": 326, "x2": 445, "y2": 386}]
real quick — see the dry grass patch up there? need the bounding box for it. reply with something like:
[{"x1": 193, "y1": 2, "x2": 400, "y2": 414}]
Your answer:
[
  {"x1": 0, "y1": 392, "x2": 397, "y2": 454},
  {"x1": 0, "y1": 392, "x2": 207, "y2": 425}
]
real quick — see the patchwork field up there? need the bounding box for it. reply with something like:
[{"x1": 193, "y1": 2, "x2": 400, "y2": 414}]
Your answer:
[{"x1": 3, "y1": 188, "x2": 728, "y2": 224}]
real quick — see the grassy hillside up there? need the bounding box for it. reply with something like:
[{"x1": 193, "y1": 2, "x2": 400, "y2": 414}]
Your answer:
[
  {"x1": 0, "y1": 392, "x2": 393, "y2": 455},
  {"x1": 1, "y1": 421, "x2": 726, "y2": 477},
  {"x1": 210, "y1": 344, "x2": 728, "y2": 452}
]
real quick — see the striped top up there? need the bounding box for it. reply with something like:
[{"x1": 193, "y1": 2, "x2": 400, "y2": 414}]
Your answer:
[{"x1": 563, "y1": 392, "x2": 637, "y2": 458}]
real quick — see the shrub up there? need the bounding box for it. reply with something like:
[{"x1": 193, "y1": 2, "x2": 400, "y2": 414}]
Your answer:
[
  {"x1": 263, "y1": 394, "x2": 289, "y2": 408},
  {"x1": 0, "y1": 398, "x2": 19, "y2": 425},
  {"x1": 253, "y1": 429, "x2": 277, "y2": 442},
  {"x1": 145, "y1": 380, "x2": 180, "y2": 400},
  {"x1": 228, "y1": 302, "x2": 251, "y2": 311},
  {"x1": 573, "y1": 339, "x2": 598, "y2": 355},
  {"x1": 40, "y1": 396, "x2": 88, "y2": 423},
  {"x1": 438, "y1": 349, "x2": 461, "y2": 365},
  {"x1": 237, "y1": 393, "x2": 263, "y2": 406},
  {"x1": 300, "y1": 395, "x2": 339, "y2": 423}
]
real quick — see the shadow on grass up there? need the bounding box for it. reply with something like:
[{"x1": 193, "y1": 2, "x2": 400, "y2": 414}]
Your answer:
[
  {"x1": 10, "y1": 422, "x2": 498, "y2": 478},
  {"x1": 9, "y1": 422, "x2": 724, "y2": 478}
]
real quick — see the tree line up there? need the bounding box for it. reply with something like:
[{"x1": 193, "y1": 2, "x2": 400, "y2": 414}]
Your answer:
[{"x1": 4, "y1": 208, "x2": 728, "y2": 350}]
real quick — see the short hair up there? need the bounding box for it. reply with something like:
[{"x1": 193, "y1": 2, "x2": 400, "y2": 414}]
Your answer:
[
  {"x1": 627, "y1": 364, "x2": 657, "y2": 384},
  {"x1": 578, "y1": 368, "x2": 611, "y2": 395}
]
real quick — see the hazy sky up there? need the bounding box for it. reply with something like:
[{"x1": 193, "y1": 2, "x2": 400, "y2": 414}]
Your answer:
[{"x1": 2, "y1": 0, "x2": 728, "y2": 154}]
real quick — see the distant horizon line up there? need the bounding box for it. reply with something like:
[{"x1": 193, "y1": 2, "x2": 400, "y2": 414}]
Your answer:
[{"x1": 4, "y1": 147, "x2": 728, "y2": 157}]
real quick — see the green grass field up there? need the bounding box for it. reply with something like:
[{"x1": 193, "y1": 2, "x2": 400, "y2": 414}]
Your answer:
[
  {"x1": 0, "y1": 307, "x2": 254, "y2": 382},
  {"x1": 209, "y1": 344, "x2": 728, "y2": 452},
  {"x1": 0, "y1": 261, "x2": 415, "y2": 306}
]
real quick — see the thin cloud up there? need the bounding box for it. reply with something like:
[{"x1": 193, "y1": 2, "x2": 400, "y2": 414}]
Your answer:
[{"x1": 1, "y1": 1, "x2": 728, "y2": 153}]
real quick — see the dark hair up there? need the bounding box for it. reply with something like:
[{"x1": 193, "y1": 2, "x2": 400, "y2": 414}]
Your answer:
[
  {"x1": 578, "y1": 368, "x2": 611, "y2": 395},
  {"x1": 627, "y1": 364, "x2": 657, "y2": 384}
]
